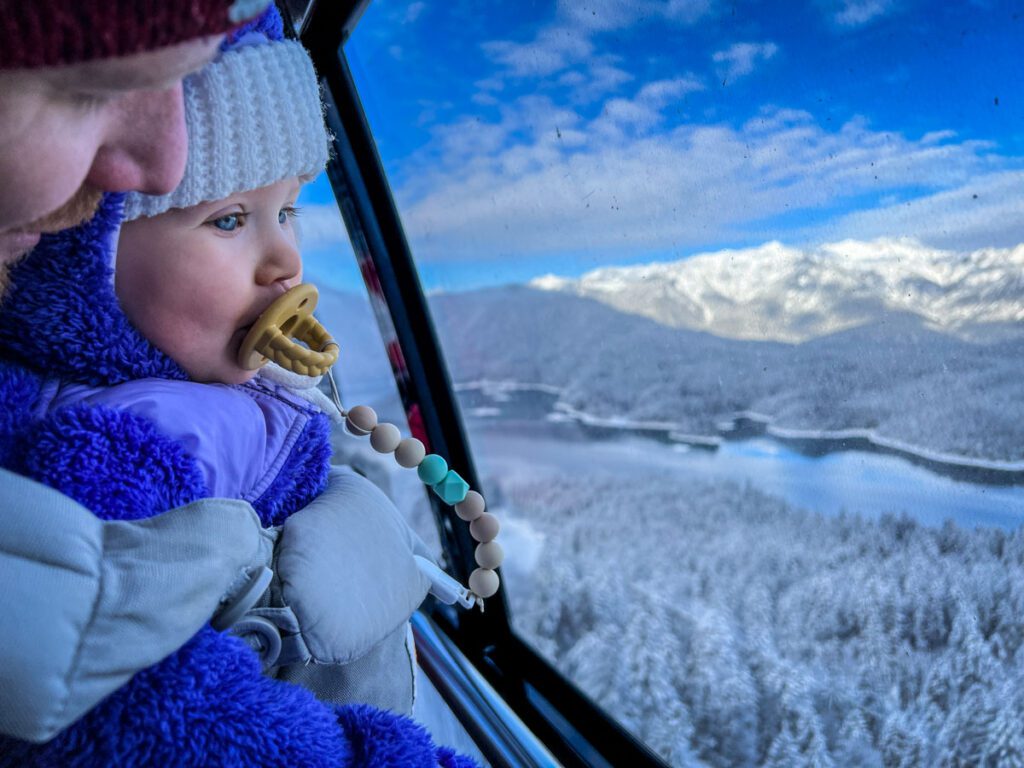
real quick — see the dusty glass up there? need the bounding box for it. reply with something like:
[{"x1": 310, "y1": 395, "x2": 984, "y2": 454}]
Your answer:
[{"x1": 340, "y1": 2, "x2": 1024, "y2": 765}]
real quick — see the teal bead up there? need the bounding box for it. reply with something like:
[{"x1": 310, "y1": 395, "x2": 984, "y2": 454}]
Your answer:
[
  {"x1": 432, "y1": 470, "x2": 469, "y2": 505},
  {"x1": 417, "y1": 454, "x2": 448, "y2": 485}
]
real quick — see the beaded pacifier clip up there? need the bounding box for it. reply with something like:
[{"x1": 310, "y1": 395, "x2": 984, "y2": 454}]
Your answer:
[{"x1": 238, "y1": 284, "x2": 503, "y2": 604}]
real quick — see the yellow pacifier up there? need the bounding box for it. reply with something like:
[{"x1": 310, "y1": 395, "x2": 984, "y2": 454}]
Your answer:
[{"x1": 238, "y1": 283, "x2": 339, "y2": 376}]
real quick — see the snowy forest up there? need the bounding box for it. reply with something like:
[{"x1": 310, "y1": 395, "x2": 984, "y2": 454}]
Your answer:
[{"x1": 495, "y1": 467, "x2": 1024, "y2": 767}]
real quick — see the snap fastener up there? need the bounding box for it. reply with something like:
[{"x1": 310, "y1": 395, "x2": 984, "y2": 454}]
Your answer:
[{"x1": 231, "y1": 615, "x2": 282, "y2": 668}]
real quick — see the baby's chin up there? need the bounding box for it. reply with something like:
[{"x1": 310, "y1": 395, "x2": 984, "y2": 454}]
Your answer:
[
  {"x1": 180, "y1": 352, "x2": 260, "y2": 385},
  {"x1": 215, "y1": 367, "x2": 260, "y2": 386}
]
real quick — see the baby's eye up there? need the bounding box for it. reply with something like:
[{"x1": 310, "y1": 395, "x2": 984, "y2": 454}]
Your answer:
[
  {"x1": 279, "y1": 206, "x2": 301, "y2": 225},
  {"x1": 210, "y1": 213, "x2": 242, "y2": 232}
]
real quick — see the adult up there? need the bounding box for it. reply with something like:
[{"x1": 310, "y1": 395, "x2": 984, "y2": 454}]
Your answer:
[{"x1": 0, "y1": 0, "x2": 277, "y2": 742}]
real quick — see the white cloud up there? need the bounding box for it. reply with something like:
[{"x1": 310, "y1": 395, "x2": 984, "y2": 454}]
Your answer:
[
  {"x1": 712, "y1": 41, "x2": 779, "y2": 83},
  {"x1": 475, "y1": 77, "x2": 505, "y2": 92},
  {"x1": 559, "y1": 0, "x2": 648, "y2": 31},
  {"x1": 483, "y1": 26, "x2": 594, "y2": 78},
  {"x1": 832, "y1": 0, "x2": 895, "y2": 26},
  {"x1": 666, "y1": 0, "x2": 713, "y2": 23},
  {"x1": 557, "y1": 0, "x2": 715, "y2": 31},
  {"x1": 471, "y1": 92, "x2": 500, "y2": 107},
  {"x1": 389, "y1": 101, "x2": 1017, "y2": 264},
  {"x1": 601, "y1": 97, "x2": 663, "y2": 129},
  {"x1": 479, "y1": 0, "x2": 713, "y2": 103},
  {"x1": 403, "y1": 1, "x2": 426, "y2": 24},
  {"x1": 818, "y1": 170, "x2": 1024, "y2": 249},
  {"x1": 589, "y1": 76, "x2": 705, "y2": 137},
  {"x1": 560, "y1": 61, "x2": 634, "y2": 103},
  {"x1": 636, "y1": 76, "x2": 705, "y2": 105}
]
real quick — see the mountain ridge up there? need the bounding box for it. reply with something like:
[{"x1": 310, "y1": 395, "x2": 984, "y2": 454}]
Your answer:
[{"x1": 530, "y1": 238, "x2": 1024, "y2": 342}]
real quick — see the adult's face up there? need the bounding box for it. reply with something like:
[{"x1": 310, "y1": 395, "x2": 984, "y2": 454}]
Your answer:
[{"x1": 0, "y1": 36, "x2": 221, "y2": 267}]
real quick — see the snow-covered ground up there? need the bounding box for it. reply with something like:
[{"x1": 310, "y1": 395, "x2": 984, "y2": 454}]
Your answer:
[{"x1": 489, "y1": 460, "x2": 1024, "y2": 767}]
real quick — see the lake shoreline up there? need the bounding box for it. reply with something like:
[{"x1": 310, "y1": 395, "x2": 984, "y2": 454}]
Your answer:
[{"x1": 457, "y1": 379, "x2": 1024, "y2": 486}]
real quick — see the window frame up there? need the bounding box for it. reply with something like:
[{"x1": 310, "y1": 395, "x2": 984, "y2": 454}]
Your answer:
[{"x1": 286, "y1": 2, "x2": 671, "y2": 766}]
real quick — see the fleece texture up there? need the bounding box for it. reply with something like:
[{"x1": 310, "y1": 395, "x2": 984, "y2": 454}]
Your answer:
[
  {"x1": 0, "y1": 193, "x2": 475, "y2": 764},
  {"x1": 0, "y1": 193, "x2": 185, "y2": 387}
]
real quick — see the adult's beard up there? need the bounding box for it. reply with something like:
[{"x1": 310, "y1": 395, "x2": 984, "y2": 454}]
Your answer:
[
  {"x1": 0, "y1": 184, "x2": 103, "y2": 300},
  {"x1": 25, "y1": 184, "x2": 104, "y2": 234}
]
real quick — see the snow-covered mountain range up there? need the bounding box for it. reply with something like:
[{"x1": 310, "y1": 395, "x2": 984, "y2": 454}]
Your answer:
[{"x1": 531, "y1": 238, "x2": 1024, "y2": 342}]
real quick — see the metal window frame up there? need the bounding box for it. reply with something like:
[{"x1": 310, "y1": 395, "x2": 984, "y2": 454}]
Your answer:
[{"x1": 285, "y1": 3, "x2": 671, "y2": 766}]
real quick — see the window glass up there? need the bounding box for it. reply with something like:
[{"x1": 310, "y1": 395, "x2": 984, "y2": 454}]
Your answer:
[
  {"x1": 297, "y1": 172, "x2": 443, "y2": 556},
  {"x1": 347, "y1": 2, "x2": 1024, "y2": 765}
]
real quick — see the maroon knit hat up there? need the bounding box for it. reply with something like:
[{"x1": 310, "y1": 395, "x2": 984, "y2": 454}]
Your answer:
[{"x1": 0, "y1": 0, "x2": 273, "y2": 69}]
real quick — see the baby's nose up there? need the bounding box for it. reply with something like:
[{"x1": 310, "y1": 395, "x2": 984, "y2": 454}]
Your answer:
[{"x1": 257, "y1": 237, "x2": 302, "y2": 286}]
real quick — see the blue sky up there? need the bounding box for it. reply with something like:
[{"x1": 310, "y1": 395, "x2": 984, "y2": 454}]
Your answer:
[{"x1": 298, "y1": 0, "x2": 1024, "y2": 292}]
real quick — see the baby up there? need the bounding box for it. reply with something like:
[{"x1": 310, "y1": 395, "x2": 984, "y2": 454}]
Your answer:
[{"x1": 0, "y1": 7, "x2": 478, "y2": 766}]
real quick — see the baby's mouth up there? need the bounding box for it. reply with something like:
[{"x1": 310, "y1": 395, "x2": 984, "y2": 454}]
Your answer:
[{"x1": 241, "y1": 285, "x2": 292, "y2": 336}]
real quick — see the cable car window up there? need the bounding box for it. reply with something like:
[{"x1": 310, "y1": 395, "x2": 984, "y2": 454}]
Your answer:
[{"x1": 334, "y1": 2, "x2": 1024, "y2": 765}]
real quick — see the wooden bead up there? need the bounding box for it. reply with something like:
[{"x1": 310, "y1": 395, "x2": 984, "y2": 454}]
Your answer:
[
  {"x1": 469, "y1": 512, "x2": 500, "y2": 543},
  {"x1": 469, "y1": 568, "x2": 500, "y2": 598},
  {"x1": 369, "y1": 422, "x2": 401, "y2": 453},
  {"x1": 455, "y1": 490, "x2": 485, "y2": 522},
  {"x1": 475, "y1": 541, "x2": 504, "y2": 569},
  {"x1": 394, "y1": 438, "x2": 425, "y2": 468},
  {"x1": 346, "y1": 405, "x2": 377, "y2": 436}
]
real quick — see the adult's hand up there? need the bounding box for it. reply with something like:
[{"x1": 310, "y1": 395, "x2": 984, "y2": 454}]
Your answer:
[{"x1": 0, "y1": 469, "x2": 271, "y2": 742}]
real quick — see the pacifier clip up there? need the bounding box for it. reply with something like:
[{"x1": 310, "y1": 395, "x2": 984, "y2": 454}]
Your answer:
[{"x1": 238, "y1": 284, "x2": 503, "y2": 603}]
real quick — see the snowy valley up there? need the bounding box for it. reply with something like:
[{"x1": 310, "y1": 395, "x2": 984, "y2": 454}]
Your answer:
[{"x1": 312, "y1": 236, "x2": 1024, "y2": 767}]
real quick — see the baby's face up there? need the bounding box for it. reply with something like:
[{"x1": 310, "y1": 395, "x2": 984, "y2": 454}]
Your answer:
[{"x1": 116, "y1": 177, "x2": 303, "y2": 384}]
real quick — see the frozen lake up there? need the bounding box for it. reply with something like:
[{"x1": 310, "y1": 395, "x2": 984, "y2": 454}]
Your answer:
[{"x1": 459, "y1": 386, "x2": 1024, "y2": 530}]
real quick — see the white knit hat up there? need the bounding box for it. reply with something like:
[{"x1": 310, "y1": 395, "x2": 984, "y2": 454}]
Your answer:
[{"x1": 122, "y1": 29, "x2": 329, "y2": 221}]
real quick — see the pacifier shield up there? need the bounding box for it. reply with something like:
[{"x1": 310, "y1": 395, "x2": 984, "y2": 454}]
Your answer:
[{"x1": 238, "y1": 283, "x2": 339, "y2": 376}]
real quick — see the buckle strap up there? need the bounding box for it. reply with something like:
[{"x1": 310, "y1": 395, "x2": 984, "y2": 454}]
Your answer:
[{"x1": 210, "y1": 565, "x2": 273, "y2": 631}]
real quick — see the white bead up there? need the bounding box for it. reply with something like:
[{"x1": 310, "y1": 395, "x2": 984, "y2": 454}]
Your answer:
[
  {"x1": 469, "y1": 568, "x2": 500, "y2": 598},
  {"x1": 346, "y1": 405, "x2": 377, "y2": 436},
  {"x1": 469, "y1": 513, "x2": 500, "y2": 543},
  {"x1": 475, "y1": 541, "x2": 504, "y2": 569},
  {"x1": 394, "y1": 437, "x2": 426, "y2": 468},
  {"x1": 455, "y1": 490, "x2": 485, "y2": 522},
  {"x1": 369, "y1": 422, "x2": 402, "y2": 453}
]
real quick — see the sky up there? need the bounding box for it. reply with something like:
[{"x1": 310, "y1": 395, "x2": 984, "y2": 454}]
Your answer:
[{"x1": 297, "y1": 0, "x2": 1024, "y2": 292}]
